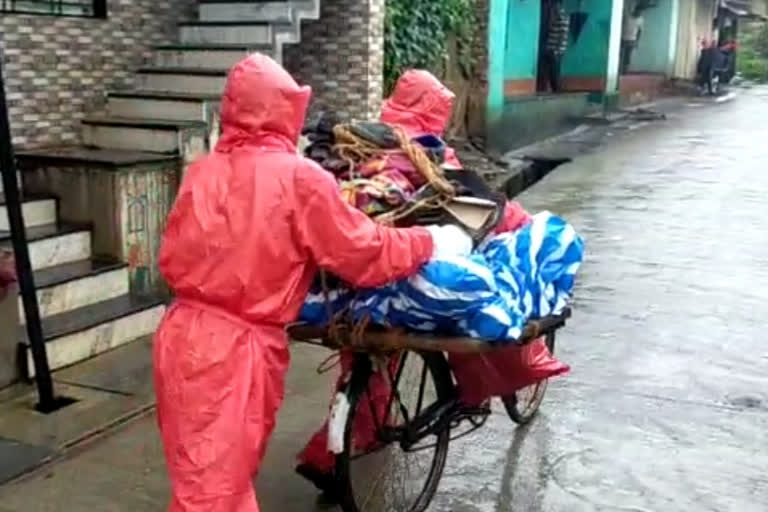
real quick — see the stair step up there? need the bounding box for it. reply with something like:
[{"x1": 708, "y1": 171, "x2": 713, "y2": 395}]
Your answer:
[
  {"x1": 198, "y1": 1, "x2": 292, "y2": 23},
  {"x1": 154, "y1": 43, "x2": 272, "y2": 52},
  {"x1": 82, "y1": 116, "x2": 206, "y2": 153},
  {"x1": 153, "y1": 44, "x2": 268, "y2": 69},
  {"x1": 15, "y1": 146, "x2": 179, "y2": 168},
  {"x1": 137, "y1": 67, "x2": 228, "y2": 96},
  {"x1": 107, "y1": 92, "x2": 212, "y2": 122},
  {"x1": 0, "y1": 222, "x2": 92, "y2": 270},
  {"x1": 19, "y1": 258, "x2": 129, "y2": 324},
  {"x1": 0, "y1": 195, "x2": 57, "y2": 232},
  {"x1": 179, "y1": 21, "x2": 273, "y2": 45},
  {"x1": 19, "y1": 294, "x2": 166, "y2": 377}
]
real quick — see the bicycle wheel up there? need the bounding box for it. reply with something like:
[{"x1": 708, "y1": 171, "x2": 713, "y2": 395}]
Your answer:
[
  {"x1": 336, "y1": 351, "x2": 454, "y2": 512},
  {"x1": 502, "y1": 332, "x2": 556, "y2": 425}
]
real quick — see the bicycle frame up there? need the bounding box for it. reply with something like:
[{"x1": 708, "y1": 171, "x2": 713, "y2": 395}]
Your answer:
[{"x1": 341, "y1": 351, "x2": 490, "y2": 455}]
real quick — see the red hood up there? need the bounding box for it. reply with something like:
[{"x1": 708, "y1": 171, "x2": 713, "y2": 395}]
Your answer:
[
  {"x1": 216, "y1": 53, "x2": 312, "y2": 153},
  {"x1": 380, "y1": 70, "x2": 455, "y2": 137},
  {"x1": 0, "y1": 250, "x2": 15, "y2": 300}
]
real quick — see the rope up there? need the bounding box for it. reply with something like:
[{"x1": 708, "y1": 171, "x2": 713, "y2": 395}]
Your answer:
[
  {"x1": 320, "y1": 270, "x2": 345, "y2": 346},
  {"x1": 332, "y1": 124, "x2": 456, "y2": 198},
  {"x1": 332, "y1": 125, "x2": 387, "y2": 179},
  {"x1": 392, "y1": 129, "x2": 455, "y2": 197},
  {"x1": 373, "y1": 190, "x2": 453, "y2": 225},
  {"x1": 324, "y1": 123, "x2": 460, "y2": 347}
]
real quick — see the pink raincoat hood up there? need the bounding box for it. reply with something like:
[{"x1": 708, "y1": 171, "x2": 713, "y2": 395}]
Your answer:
[
  {"x1": 380, "y1": 70, "x2": 456, "y2": 137},
  {"x1": 216, "y1": 53, "x2": 312, "y2": 152}
]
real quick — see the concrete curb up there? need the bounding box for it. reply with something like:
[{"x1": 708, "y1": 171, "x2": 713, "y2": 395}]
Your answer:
[{"x1": 1, "y1": 401, "x2": 156, "y2": 487}]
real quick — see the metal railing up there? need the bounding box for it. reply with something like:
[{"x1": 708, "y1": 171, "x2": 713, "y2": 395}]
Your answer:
[
  {"x1": 0, "y1": 0, "x2": 106, "y2": 18},
  {"x1": 1, "y1": 55, "x2": 61, "y2": 412}
]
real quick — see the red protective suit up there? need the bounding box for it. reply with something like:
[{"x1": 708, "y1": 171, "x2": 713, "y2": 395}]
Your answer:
[
  {"x1": 297, "y1": 70, "x2": 534, "y2": 484},
  {"x1": 0, "y1": 251, "x2": 15, "y2": 301},
  {"x1": 380, "y1": 70, "x2": 463, "y2": 169},
  {"x1": 380, "y1": 70, "x2": 532, "y2": 232},
  {"x1": 153, "y1": 54, "x2": 434, "y2": 512}
]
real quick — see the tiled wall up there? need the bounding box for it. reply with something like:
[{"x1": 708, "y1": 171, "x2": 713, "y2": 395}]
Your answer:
[
  {"x1": 2, "y1": 0, "x2": 393, "y2": 147},
  {"x1": 284, "y1": 0, "x2": 385, "y2": 122},
  {"x1": 0, "y1": 0, "x2": 197, "y2": 148}
]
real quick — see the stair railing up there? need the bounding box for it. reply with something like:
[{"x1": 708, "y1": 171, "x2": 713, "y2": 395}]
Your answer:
[{"x1": 0, "y1": 51, "x2": 58, "y2": 412}]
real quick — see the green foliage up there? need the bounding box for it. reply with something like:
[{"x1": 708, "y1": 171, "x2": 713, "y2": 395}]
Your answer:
[
  {"x1": 384, "y1": 0, "x2": 476, "y2": 94},
  {"x1": 738, "y1": 22, "x2": 768, "y2": 83},
  {"x1": 754, "y1": 23, "x2": 768, "y2": 59},
  {"x1": 738, "y1": 57, "x2": 768, "y2": 82}
]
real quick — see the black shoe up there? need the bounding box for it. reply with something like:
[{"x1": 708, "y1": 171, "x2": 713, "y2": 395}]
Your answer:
[
  {"x1": 296, "y1": 463, "x2": 340, "y2": 505},
  {"x1": 316, "y1": 490, "x2": 340, "y2": 508}
]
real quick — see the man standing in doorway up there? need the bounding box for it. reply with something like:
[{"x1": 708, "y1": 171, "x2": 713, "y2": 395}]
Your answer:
[
  {"x1": 621, "y1": 3, "x2": 644, "y2": 73},
  {"x1": 539, "y1": 0, "x2": 570, "y2": 93}
]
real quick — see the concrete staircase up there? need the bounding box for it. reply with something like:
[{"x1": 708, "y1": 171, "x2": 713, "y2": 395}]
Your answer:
[
  {"x1": 0, "y1": 173, "x2": 166, "y2": 379},
  {"x1": 3, "y1": 0, "x2": 320, "y2": 382},
  {"x1": 98, "y1": 0, "x2": 320, "y2": 157}
]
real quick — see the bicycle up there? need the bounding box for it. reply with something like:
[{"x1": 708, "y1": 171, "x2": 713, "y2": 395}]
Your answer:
[{"x1": 288, "y1": 310, "x2": 568, "y2": 512}]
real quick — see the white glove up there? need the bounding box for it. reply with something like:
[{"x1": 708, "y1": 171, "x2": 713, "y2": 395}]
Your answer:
[{"x1": 425, "y1": 224, "x2": 473, "y2": 259}]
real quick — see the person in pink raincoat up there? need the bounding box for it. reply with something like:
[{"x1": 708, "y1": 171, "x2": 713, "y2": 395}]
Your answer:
[
  {"x1": 296, "y1": 70, "x2": 533, "y2": 502},
  {"x1": 380, "y1": 70, "x2": 531, "y2": 232},
  {"x1": 153, "y1": 54, "x2": 471, "y2": 512}
]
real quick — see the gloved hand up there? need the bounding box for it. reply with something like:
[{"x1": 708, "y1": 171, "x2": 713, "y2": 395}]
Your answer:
[{"x1": 425, "y1": 224, "x2": 473, "y2": 259}]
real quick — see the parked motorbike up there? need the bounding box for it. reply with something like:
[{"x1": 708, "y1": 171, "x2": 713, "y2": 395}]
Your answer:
[{"x1": 696, "y1": 41, "x2": 737, "y2": 96}]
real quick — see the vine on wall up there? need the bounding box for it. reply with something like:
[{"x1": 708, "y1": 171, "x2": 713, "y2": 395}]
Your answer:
[{"x1": 384, "y1": 0, "x2": 477, "y2": 94}]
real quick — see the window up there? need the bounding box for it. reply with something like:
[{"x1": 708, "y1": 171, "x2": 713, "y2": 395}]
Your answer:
[{"x1": 0, "y1": 1, "x2": 106, "y2": 18}]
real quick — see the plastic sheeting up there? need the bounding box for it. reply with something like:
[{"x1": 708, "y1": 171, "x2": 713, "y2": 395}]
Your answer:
[
  {"x1": 301, "y1": 211, "x2": 584, "y2": 344},
  {"x1": 450, "y1": 337, "x2": 570, "y2": 406}
]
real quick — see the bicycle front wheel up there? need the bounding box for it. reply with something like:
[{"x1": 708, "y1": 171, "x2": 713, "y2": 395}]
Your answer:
[
  {"x1": 502, "y1": 332, "x2": 556, "y2": 425},
  {"x1": 336, "y1": 351, "x2": 454, "y2": 512}
]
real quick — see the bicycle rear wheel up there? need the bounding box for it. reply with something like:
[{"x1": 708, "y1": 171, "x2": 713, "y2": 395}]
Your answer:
[
  {"x1": 336, "y1": 351, "x2": 454, "y2": 512},
  {"x1": 502, "y1": 332, "x2": 556, "y2": 425}
]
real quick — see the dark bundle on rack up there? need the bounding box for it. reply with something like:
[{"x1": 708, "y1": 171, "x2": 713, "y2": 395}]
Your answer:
[{"x1": 302, "y1": 111, "x2": 349, "y2": 174}]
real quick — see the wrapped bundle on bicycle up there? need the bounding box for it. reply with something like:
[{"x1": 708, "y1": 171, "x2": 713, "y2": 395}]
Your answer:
[{"x1": 290, "y1": 118, "x2": 583, "y2": 512}]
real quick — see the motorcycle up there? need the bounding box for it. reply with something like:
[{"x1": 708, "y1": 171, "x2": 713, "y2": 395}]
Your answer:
[{"x1": 696, "y1": 41, "x2": 737, "y2": 96}]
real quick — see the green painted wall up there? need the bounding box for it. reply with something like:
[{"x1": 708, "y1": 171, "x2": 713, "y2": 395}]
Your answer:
[
  {"x1": 487, "y1": 93, "x2": 594, "y2": 152},
  {"x1": 561, "y1": 0, "x2": 614, "y2": 78},
  {"x1": 629, "y1": 0, "x2": 679, "y2": 74},
  {"x1": 487, "y1": 0, "x2": 510, "y2": 123},
  {"x1": 504, "y1": 0, "x2": 542, "y2": 80}
]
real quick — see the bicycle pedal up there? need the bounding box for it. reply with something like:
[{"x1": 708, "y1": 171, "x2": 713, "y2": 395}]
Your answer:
[
  {"x1": 459, "y1": 405, "x2": 491, "y2": 417},
  {"x1": 378, "y1": 426, "x2": 402, "y2": 443}
]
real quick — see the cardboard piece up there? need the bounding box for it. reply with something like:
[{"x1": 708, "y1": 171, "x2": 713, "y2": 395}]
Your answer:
[{"x1": 444, "y1": 196, "x2": 497, "y2": 232}]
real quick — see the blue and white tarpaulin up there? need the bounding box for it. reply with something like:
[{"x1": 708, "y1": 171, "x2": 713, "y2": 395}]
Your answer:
[
  {"x1": 299, "y1": 286, "x2": 351, "y2": 325},
  {"x1": 299, "y1": 211, "x2": 584, "y2": 344}
]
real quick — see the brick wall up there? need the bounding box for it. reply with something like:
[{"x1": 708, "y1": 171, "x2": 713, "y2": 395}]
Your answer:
[
  {"x1": 0, "y1": 0, "x2": 197, "y2": 148},
  {"x1": 467, "y1": 0, "x2": 490, "y2": 137},
  {"x1": 472, "y1": 0, "x2": 489, "y2": 87},
  {"x1": 284, "y1": 0, "x2": 385, "y2": 122}
]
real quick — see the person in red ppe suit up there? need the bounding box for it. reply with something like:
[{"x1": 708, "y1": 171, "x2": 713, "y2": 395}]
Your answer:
[
  {"x1": 296, "y1": 70, "x2": 532, "y2": 502},
  {"x1": 380, "y1": 70, "x2": 530, "y2": 232},
  {"x1": 153, "y1": 54, "x2": 471, "y2": 512}
]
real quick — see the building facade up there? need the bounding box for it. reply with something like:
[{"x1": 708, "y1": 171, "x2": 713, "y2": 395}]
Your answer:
[
  {"x1": 0, "y1": 0, "x2": 387, "y2": 387},
  {"x1": 483, "y1": 0, "x2": 766, "y2": 152}
]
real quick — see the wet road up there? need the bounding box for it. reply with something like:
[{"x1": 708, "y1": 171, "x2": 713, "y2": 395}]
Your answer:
[{"x1": 432, "y1": 87, "x2": 768, "y2": 512}]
